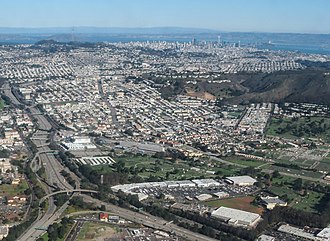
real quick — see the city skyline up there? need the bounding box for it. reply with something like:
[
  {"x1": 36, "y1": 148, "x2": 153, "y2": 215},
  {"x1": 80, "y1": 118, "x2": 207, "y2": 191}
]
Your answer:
[{"x1": 0, "y1": 0, "x2": 329, "y2": 34}]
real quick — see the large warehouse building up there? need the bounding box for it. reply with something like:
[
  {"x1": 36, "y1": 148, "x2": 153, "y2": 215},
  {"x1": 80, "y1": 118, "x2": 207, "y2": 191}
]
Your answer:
[
  {"x1": 226, "y1": 175, "x2": 257, "y2": 186},
  {"x1": 211, "y1": 206, "x2": 261, "y2": 227}
]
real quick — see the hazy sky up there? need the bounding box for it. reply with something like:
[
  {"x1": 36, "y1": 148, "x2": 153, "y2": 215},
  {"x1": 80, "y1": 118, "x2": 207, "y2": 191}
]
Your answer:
[{"x1": 0, "y1": 0, "x2": 329, "y2": 33}]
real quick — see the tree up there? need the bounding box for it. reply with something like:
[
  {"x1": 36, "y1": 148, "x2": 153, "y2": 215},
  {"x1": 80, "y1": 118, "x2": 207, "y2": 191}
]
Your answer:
[
  {"x1": 272, "y1": 170, "x2": 281, "y2": 179},
  {"x1": 293, "y1": 178, "x2": 303, "y2": 191}
]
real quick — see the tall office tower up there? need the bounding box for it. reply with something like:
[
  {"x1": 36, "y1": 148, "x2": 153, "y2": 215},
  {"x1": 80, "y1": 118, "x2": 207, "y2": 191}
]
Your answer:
[
  {"x1": 71, "y1": 27, "x2": 75, "y2": 42},
  {"x1": 191, "y1": 38, "x2": 196, "y2": 45}
]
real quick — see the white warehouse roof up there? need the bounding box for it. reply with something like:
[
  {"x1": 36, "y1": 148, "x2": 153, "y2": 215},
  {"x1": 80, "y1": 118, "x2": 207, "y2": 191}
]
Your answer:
[
  {"x1": 317, "y1": 227, "x2": 330, "y2": 239},
  {"x1": 211, "y1": 206, "x2": 261, "y2": 226},
  {"x1": 226, "y1": 175, "x2": 257, "y2": 185}
]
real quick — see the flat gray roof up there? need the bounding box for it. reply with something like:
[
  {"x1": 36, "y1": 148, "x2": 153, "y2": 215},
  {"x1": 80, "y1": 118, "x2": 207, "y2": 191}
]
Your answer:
[{"x1": 226, "y1": 175, "x2": 257, "y2": 184}]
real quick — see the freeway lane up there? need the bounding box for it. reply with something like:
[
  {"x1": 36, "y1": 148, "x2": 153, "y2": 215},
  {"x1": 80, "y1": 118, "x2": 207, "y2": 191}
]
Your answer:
[
  {"x1": 82, "y1": 195, "x2": 218, "y2": 241},
  {"x1": 19, "y1": 200, "x2": 71, "y2": 241},
  {"x1": 29, "y1": 106, "x2": 52, "y2": 131},
  {"x1": 1, "y1": 83, "x2": 21, "y2": 105},
  {"x1": 18, "y1": 196, "x2": 56, "y2": 241}
]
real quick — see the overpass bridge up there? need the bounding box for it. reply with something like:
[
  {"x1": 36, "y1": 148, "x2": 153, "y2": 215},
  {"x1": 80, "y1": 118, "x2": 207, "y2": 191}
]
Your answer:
[{"x1": 39, "y1": 189, "x2": 98, "y2": 204}]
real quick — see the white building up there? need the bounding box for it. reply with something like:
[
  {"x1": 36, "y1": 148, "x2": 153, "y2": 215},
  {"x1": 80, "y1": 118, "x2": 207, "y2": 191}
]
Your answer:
[
  {"x1": 226, "y1": 176, "x2": 257, "y2": 186},
  {"x1": 261, "y1": 196, "x2": 287, "y2": 210},
  {"x1": 317, "y1": 227, "x2": 330, "y2": 240},
  {"x1": 195, "y1": 194, "x2": 213, "y2": 201},
  {"x1": 192, "y1": 179, "x2": 221, "y2": 187},
  {"x1": 211, "y1": 207, "x2": 261, "y2": 227},
  {"x1": 213, "y1": 191, "x2": 229, "y2": 199}
]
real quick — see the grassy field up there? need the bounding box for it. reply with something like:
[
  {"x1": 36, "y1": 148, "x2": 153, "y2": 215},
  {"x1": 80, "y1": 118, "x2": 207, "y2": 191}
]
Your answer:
[
  {"x1": 268, "y1": 186, "x2": 299, "y2": 202},
  {"x1": 268, "y1": 185, "x2": 324, "y2": 213},
  {"x1": 64, "y1": 205, "x2": 88, "y2": 215},
  {"x1": 266, "y1": 116, "x2": 330, "y2": 143},
  {"x1": 268, "y1": 165, "x2": 323, "y2": 179},
  {"x1": 77, "y1": 222, "x2": 117, "y2": 241},
  {"x1": 204, "y1": 196, "x2": 264, "y2": 215},
  {"x1": 271, "y1": 175, "x2": 296, "y2": 185},
  {"x1": 223, "y1": 156, "x2": 266, "y2": 168},
  {"x1": 292, "y1": 191, "x2": 324, "y2": 213},
  {"x1": 0, "y1": 179, "x2": 29, "y2": 196},
  {"x1": 91, "y1": 154, "x2": 241, "y2": 181}
]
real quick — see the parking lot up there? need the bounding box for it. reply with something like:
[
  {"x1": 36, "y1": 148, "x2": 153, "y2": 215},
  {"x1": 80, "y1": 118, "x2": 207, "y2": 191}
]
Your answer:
[
  {"x1": 105, "y1": 228, "x2": 180, "y2": 241},
  {"x1": 265, "y1": 230, "x2": 306, "y2": 241}
]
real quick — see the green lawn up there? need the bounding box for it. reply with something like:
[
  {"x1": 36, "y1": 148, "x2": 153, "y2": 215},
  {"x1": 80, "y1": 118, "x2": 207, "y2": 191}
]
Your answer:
[
  {"x1": 223, "y1": 156, "x2": 266, "y2": 168},
  {"x1": 268, "y1": 165, "x2": 323, "y2": 179},
  {"x1": 266, "y1": 116, "x2": 330, "y2": 143},
  {"x1": 64, "y1": 205, "x2": 89, "y2": 215},
  {"x1": 271, "y1": 175, "x2": 296, "y2": 185},
  {"x1": 77, "y1": 222, "x2": 117, "y2": 240},
  {"x1": 91, "y1": 154, "x2": 241, "y2": 181},
  {"x1": 268, "y1": 184, "x2": 324, "y2": 213},
  {"x1": 292, "y1": 191, "x2": 324, "y2": 213},
  {"x1": 268, "y1": 186, "x2": 299, "y2": 203}
]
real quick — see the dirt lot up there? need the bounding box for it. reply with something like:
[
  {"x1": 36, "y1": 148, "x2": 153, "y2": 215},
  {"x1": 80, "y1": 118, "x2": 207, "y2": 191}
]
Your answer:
[{"x1": 205, "y1": 196, "x2": 264, "y2": 215}]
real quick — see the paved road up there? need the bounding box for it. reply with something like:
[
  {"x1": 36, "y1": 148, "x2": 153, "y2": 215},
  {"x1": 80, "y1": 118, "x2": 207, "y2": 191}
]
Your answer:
[
  {"x1": 18, "y1": 103, "x2": 78, "y2": 240},
  {"x1": 40, "y1": 189, "x2": 98, "y2": 203},
  {"x1": 97, "y1": 79, "x2": 118, "y2": 127},
  {"x1": 1, "y1": 82, "x2": 21, "y2": 105},
  {"x1": 18, "y1": 197, "x2": 56, "y2": 241},
  {"x1": 65, "y1": 220, "x2": 84, "y2": 241},
  {"x1": 82, "y1": 195, "x2": 218, "y2": 241},
  {"x1": 29, "y1": 107, "x2": 52, "y2": 131},
  {"x1": 20, "y1": 200, "x2": 71, "y2": 241}
]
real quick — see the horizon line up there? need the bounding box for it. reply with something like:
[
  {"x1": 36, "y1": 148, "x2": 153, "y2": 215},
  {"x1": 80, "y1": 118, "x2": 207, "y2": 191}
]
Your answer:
[{"x1": 0, "y1": 26, "x2": 329, "y2": 35}]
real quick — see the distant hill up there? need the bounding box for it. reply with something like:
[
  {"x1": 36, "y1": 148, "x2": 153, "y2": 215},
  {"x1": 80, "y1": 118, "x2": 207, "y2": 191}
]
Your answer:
[{"x1": 223, "y1": 67, "x2": 330, "y2": 105}]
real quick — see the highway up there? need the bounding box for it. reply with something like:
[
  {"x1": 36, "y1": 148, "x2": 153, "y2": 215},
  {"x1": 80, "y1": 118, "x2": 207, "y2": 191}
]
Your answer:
[
  {"x1": 10, "y1": 89, "x2": 80, "y2": 240},
  {"x1": 39, "y1": 189, "x2": 98, "y2": 204},
  {"x1": 82, "y1": 195, "x2": 219, "y2": 241},
  {"x1": 1, "y1": 83, "x2": 21, "y2": 105},
  {"x1": 64, "y1": 220, "x2": 84, "y2": 241},
  {"x1": 19, "y1": 200, "x2": 70, "y2": 241},
  {"x1": 29, "y1": 106, "x2": 52, "y2": 131}
]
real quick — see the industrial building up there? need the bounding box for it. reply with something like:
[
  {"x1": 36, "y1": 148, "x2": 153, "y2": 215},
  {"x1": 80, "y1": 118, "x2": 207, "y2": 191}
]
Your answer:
[
  {"x1": 211, "y1": 206, "x2": 261, "y2": 227},
  {"x1": 195, "y1": 194, "x2": 213, "y2": 201},
  {"x1": 278, "y1": 224, "x2": 321, "y2": 240},
  {"x1": 261, "y1": 196, "x2": 287, "y2": 210},
  {"x1": 226, "y1": 175, "x2": 257, "y2": 186},
  {"x1": 213, "y1": 191, "x2": 229, "y2": 199},
  {"x1": 317, "y1": 227, "x2": 330, "y2": 240}
]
